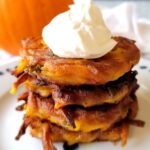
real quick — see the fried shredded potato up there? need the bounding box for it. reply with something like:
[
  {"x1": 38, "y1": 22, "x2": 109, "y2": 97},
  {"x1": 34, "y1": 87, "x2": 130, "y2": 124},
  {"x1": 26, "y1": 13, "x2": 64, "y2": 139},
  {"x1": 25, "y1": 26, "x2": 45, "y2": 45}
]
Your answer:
[
  {"x1": 23, "y1": 71, "x2": 138, "y2": 108},
  {"x1": 25, "y1": 92, "x2": 138, "y2": 132},
  {"x1": 12, "y1": 36, "x2": 143, "y2": 150},
  {"x1": 29, "y1": 118, "x2": 129, "y2": 146},
  {"x1": 18, "y1": 36, "x2": 140, "y2": 85}
]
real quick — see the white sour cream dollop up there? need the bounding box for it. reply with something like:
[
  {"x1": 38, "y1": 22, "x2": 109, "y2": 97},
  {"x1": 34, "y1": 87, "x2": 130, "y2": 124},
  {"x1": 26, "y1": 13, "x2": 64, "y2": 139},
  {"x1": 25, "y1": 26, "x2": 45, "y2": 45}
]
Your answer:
[{"x1": 42, "y1": 0, "x2": 117, "y2": 59}]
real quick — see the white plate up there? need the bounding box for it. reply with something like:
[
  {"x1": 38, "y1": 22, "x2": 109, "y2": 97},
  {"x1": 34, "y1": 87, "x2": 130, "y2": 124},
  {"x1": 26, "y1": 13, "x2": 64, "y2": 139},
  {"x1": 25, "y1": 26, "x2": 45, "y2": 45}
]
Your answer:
[{"x1": 0, "y1": 58, "x2": 150, "y2": 150}]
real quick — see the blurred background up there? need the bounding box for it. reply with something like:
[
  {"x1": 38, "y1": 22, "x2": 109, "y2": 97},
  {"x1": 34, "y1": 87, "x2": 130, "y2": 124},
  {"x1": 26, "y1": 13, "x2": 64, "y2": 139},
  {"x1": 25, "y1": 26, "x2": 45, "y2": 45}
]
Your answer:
[{"x1": 0, "y1": 0, "x2": 149, "y2": 58}]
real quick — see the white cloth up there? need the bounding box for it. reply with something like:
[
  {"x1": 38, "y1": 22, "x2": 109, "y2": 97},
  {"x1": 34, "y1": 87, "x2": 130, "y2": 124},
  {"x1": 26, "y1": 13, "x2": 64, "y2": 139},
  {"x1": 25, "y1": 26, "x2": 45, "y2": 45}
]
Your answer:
[
  {"x1": 102, "y1": 2, "x2": 150, "y2": 55},
  {"x1": 0, "y1": 49, "x2": 12, "y2": 65},
  {"x1": 0, "y1": 2, "x2": 150, "y2": 64}
]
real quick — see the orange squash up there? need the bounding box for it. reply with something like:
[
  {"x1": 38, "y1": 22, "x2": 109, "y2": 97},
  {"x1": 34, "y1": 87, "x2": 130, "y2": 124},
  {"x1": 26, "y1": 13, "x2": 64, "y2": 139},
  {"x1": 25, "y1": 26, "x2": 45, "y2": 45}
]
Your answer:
[{"x1": 0, "y1": 0, "x2": 73, "y2": 55}]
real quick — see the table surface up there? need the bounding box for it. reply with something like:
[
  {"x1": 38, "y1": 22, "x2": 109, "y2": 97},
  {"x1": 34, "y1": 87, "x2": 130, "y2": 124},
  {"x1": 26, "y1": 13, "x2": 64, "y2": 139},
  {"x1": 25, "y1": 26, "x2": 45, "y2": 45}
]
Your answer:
[{"x1": 95, "y1": 0, "x2": 150, "y2": 19}]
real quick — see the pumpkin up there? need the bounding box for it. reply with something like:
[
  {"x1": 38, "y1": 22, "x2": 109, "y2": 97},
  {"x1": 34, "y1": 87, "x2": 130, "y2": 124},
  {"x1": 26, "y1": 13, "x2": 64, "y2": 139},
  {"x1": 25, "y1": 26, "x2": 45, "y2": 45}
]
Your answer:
[{"x1": 0, "y1": 0, "x2": 73, "y2": 55}]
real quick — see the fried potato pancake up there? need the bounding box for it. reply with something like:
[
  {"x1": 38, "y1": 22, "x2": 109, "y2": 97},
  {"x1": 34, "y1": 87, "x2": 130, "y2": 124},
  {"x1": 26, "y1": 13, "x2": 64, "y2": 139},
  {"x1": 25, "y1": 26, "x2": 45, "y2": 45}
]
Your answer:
[
  {"x1": 24, "y1": 71, "x2": 138, "y2": 109},
  {"x1": 29, "y1": 118, "x2": 129, "y2": 146},
  {"x1": 18, "y1": 36, "x2": 140, "y2": 85},
  {"x1": 25, "y1": 92, "x2": 138, "y2": 132}
]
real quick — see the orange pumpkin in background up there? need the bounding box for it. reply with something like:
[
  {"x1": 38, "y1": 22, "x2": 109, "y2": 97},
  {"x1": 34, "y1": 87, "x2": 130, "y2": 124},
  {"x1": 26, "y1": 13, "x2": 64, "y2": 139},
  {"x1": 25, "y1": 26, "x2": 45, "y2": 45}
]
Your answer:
[{"x1": 0, "y1": 0, "x2": 73, "y2": 55}]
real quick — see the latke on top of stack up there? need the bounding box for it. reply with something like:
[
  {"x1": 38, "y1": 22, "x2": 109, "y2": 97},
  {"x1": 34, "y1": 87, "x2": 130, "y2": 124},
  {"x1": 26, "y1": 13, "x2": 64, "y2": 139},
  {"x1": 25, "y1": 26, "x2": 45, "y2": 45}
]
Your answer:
[{"x1": 11, "y1": 36, "x2": 144, "y2": 150}]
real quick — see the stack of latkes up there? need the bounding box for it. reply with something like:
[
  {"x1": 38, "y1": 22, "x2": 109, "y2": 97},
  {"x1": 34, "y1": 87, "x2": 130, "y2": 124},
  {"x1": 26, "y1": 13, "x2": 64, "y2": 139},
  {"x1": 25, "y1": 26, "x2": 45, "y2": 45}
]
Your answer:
[{"x1": 11, "y1": 36, "x2": 144, "y2": 150}]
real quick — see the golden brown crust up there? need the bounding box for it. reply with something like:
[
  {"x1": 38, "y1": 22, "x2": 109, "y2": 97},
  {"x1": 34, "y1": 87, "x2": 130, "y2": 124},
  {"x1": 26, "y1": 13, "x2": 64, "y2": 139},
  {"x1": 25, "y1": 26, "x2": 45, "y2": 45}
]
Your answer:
[
  {"x1": 19, "y1": 36, "x2": 140, "y2": 85},
  {"x1": 30, "y1": 119, "x2": 129, "y2": 146},
  {"x1": 51, "y1": 72, "x2": 138, "y2": 109},
  {"x1": 23, "y1": 71, "x2": 138, "y2": 109},
  {"x1": 12, "y1": 36, "x2": 142, "y2": 150},
  {"x1": 25, "y1": 92, "x2": 138, "y2": 132}
]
